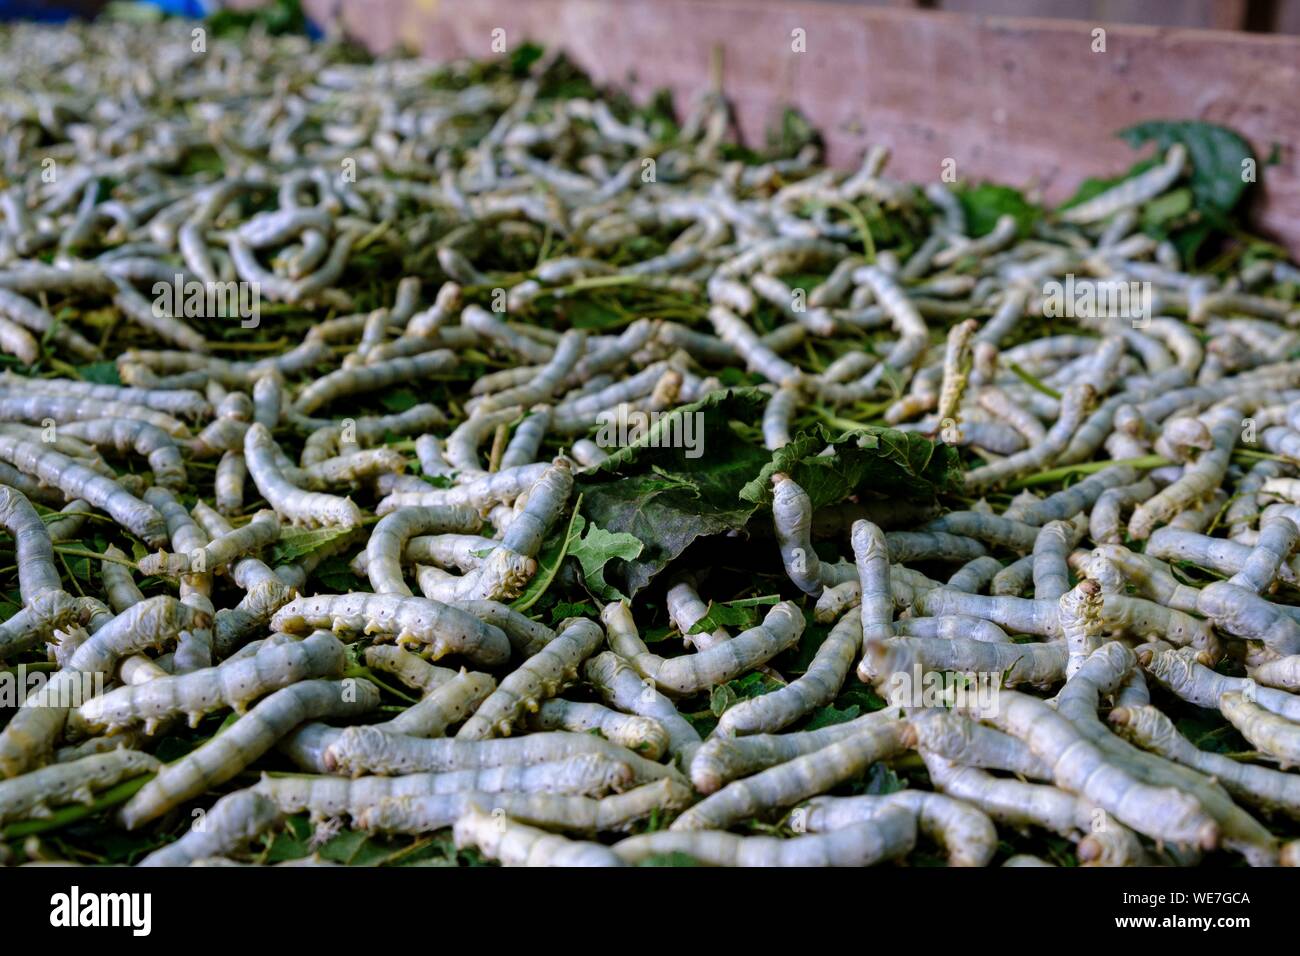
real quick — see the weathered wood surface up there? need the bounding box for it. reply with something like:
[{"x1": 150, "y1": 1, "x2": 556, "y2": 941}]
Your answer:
[{"x1": 274, "y1": 0, "x2": 1300, "y2": 252}]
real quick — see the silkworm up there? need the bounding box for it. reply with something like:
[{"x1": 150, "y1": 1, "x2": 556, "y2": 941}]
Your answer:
[
  {"x1": 860, "y1": 634, "x2": 1066, "y2": 688},
  {"x1": 215, "y1": 450, "x2": 246, "y2": 514},
  {"x1": 718, "y1": 611, "x2": 860, "y2": 737},
  {"x1": 1111, "y1": 704, "x2": 1300, "y2": 820},
  {"x1": 58, "y1": 418, "x2": 186, "y2": 490},
  {"x1": 138, "y1": 509, "x2": 280, "y2": 578},
  {"x1": 0, "y1": 434, "x2": 167, "y2": 545},
  {"x1": 365, "y1": 505, "x2": 484, "y2": 596},
  {"x1": 79, "y1": 631, "x2": 347, "y2": 733},
  {"x1": 956, "y1": 689, "x2": 1218, "y2": 848},
  {"x1": 323, "y1": 726, "x2": 681, "y2": 785},
  {"x1": 799, "y1": 790, "x2": 997, "y2": 867},
  {"x1": 0, "y1": 749, "x2": 160, "y2": 824},
  {"x1": 378, "y1": 670, "x2": 497, "y2": 738},
  {"x1": 363, "y1": 645, "x2": 459, "y2": 694},
  {"x1": 1220, "y1": 692, "x2": 1300, "y2": 767},
  {"x1": 119, "y1": 678, "x2": 380, "y2": 829},
  {"x1": 582, "y1": 651, "x2": 701, "y2": 766},
  {"x1": 603, "y1": 599, "x2": 803, "y2": 697},
  {"x1": 0, "y1": 484, "x2": 61, "y2": 602},
  {"x1": 138, "y1": 789, "x2": 282, "y2": 867},
  {"x1": 618, "y1": 809, "x2": 918, "y2": 867},
  {"x1": 907, "y1": 707, "x2": 1051, "y2": 779},
  {"x1": 271, "y1": 593, "x2": 511, "y2": 667},
  {"x1": 1141, "y1": 645, "x2": 1300, "y2": 722},
  {"x1": 457, "y1": 618, "x2": 604, "y2": 739},
  {"x1": 0, "y1": 597, "x2": 209, "y2": 777},
  {"x1": 1060, "y1": 144, "x2": 1188, "y2": 224},
  {"x1": 451, "y1": 804, "x2": 625, "y2": 866},
  {"x1": 672, "y1": 718, "x2": 915, "y2": 831},
  {"x1": 254, "y1": 756, "x2": 633, "y2": 820},
  {"x1": 244, "y1": 423, "x2": 363, "y2": 528},
  {"x1": 377, "y1": 463, "x2": 550, "y2": 514},
  {"x1": 963, "y1": 384, "x2": 1095, "y2": 492},
  {"x1": 527, "y1": 699, "x2": 669, "y2": 760}
]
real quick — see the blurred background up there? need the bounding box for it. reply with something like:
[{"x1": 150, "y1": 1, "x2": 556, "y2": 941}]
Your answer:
[
  {"x1": 9, "y1": 0, "x2": 1300, "y2": 33},
  {"x1": 8, "y1": 0, "x2": 1300, "y2": 33}
]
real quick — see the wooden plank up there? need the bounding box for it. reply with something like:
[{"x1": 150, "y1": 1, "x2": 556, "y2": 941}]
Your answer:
[{"x1": 281, "y1": 0, "x2": 1300, "y2": 253}]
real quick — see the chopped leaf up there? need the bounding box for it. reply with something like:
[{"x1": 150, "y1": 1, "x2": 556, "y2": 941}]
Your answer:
[
  {"x1": 578, "y1": 389, "x2": 957, "y2": 594},
  {"x1": 804, "y1": 703, "x2": 861, "y2": 731},
  {"x1": 510, "y1": 495, "x2": 585, "y2": 611},
  {"x1": 687, "y1": 595, "x2": 779, "y2": 634},
  {"x1": 1118, "y1": 120, "x2": 1254, "y2": 219},
  {"x1": 270, "y1": 525, "x2": 356, "y2": 565},
  {"x1": 863, "y1": 762, "x2": 906, "y2": 796},
  {"x1": 954, "y1": 184, "x2": 1041, "y2": 239},
  {"x1": 76, "y1": 361, "x2": 121, "y2": 385},
  {"x1": 378, "y1": 388, "x2": 419, "y2": 413},
  {"x1": 568, "y1": 517, "x2": 643, "y2": 600}
]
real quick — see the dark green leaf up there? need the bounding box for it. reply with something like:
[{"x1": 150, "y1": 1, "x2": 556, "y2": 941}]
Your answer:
[
  {"x1": 568, "y1": 518, "x2": 643, "y2": 600},
  {"x1": 1118, "y1": 120, "x2": 1254, "y2": 217},
  {"x1": 686, "y1": 595, "x2": 779, "y2": 634},
  {"x1": 270, "y1": 526, "x2": 356, "y2": 565},
  {"x1": 804, "y1": 703, "x2": 861, "y2": 731},
  {"x1": 955, "y1": 184, "x2": 1041, "y2": 239}
]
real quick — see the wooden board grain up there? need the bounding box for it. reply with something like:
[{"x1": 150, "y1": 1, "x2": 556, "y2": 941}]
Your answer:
[{"x1": 279, "y1": 0, "x2": 1300, "y2": 252}]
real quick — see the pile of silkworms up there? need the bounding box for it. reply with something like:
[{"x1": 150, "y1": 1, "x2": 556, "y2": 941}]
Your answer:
[{"x1": 4, "y1": 15, "x2": 1300, "y2": 868}]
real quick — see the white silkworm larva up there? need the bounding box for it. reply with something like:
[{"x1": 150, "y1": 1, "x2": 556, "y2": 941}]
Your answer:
[
  {"x1": 0, "y1": 434, "x2": 167, "y2": 546},
  {"x1": 58, "y1": 418, "x2": 186, "y2": 490},
  {"x1": 376, "y1": 463, "x2": 551, "y2": 514},
  {"x1": 215, "y1": 450, "x2": 247, "y2": 514},
  {"x1": 78, "y1": 631, "x2": 347, "y2": 732},
  {"x1": 615, "y1": 810, "x2": 917, "y2": 867},
  {"x1": 271, "y1": 593, "x2": 511, "y2": 667},
  {"x1": 100, "y1": 545, "x2": 144, "y2": 614},
  {"x1": 860, "y1": 635, "x2": 1066, "y2": 689},
  {"x1": 322, "y1": 726, "x2": 681, "y2": 786},
  {"x1": 244, "y1": 423, "x2": 363, "y2": 528},
  {"x1": 377, "y1": 670, "x2": 497, "y2": 738},
  {"x1": 363, "y1": 777, "x2": 693, "y2": 836},
  {"x1": 363, "y1": 645, "x2": 459, "y2": 693},
  {"x1": 716, "y1": 611, "x2": 860, "y2": 738},
  {"x1": 673, "y1": 719, "x2": 916, "y2": 831},
  {"x1": 603, "y1": 599, "x2": 804, "y2": 697},
  {"x1": 1060, "y1": 144, "x2": 1188, "y2": 224},
  {"x1": 582, "y1": 651, "x2": 701, "y2": 766},
  {"x1": 0, "y1": 749, "x2": 160, "y2": 824},
  {"x1": 138, "y1": 789, "x2": 283, "y2": 867},
  {"x1": 1111, "y1": 704, "x2": 1300, "y2": 820},
  {"x1": 1219, "y1": 692, "x2": 1300, "y2": 767},
  {"x1": 0, "y1": 484, "x2": 62, "y2": 602},
  {"x1": 527, "y1": 699, "x2": 669, "y2": 760},
  {"x1": 456, "y1": 618, "x2": 604, "y2": 740},
  {"x1": 852, "y1": 519, "x2": 893, "y2": 667},
  {"x1": 451, "y1": 805, "x2": 626, "y2": 866},
  {"x1": 365, "y1": 505, "x2": 484, "y2": 596},
  {"x1": 118, "y1": 678, "x2": 380, "y2": 829},
  {"x1": 958, "y1": 689, "x2": 1218, "y2": 848},
  {"x1": 0, "y1": 597, "x2": 209, "y2": 777},
  {"x1": 138, "y1": 508, "x2": 280, "y2": 577},
  {"x1": 800, "y1": 790, "x2": 997, "y2": 867},
  {"x1": 1141, "y1": 645, "x2": 1300, "y2": 722},
  {"x1": 254, "y1": 756, "x2": 634, "y2": 819},
  {"x1": 907, "y1": 707, "x2": 1051, "y2": 778}
]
